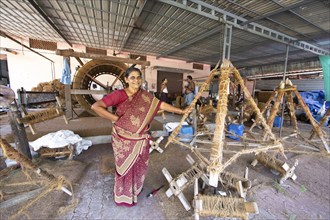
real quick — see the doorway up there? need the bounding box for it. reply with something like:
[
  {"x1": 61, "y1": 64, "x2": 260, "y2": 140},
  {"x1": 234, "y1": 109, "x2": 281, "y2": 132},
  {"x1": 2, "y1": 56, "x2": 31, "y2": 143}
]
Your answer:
[
  {"x1": 0, "y1": 54, "x2": 10, "y2": 86},
  {"x1": 157, "y1": 71, "x2": 183, "y2": 103}
]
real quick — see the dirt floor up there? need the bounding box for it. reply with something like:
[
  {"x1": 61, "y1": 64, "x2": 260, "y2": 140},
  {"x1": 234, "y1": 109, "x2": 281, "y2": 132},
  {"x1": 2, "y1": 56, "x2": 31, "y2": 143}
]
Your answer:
[{"x1": 0, "y1": 111, "x2": 329, "y2": 219}]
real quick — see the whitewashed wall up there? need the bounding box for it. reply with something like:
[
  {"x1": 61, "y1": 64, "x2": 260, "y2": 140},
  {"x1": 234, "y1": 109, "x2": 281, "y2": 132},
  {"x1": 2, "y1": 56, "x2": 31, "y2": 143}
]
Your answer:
[{"x1": 0, "y1": 36, "x2": 211, "y2": 96}]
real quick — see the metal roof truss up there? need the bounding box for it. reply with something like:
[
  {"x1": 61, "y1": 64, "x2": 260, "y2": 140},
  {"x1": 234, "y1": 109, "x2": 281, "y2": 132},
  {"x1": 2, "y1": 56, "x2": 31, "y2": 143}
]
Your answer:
[{"x1": 159, "y1": 0, "x2": 330, "y2": 55}]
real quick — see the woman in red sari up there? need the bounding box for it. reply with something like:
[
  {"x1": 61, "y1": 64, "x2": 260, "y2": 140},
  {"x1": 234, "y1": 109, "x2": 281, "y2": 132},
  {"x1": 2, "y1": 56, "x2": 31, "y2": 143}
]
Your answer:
[{"x1": 92, "y1": 67, "x2": 186, "y2": 207}]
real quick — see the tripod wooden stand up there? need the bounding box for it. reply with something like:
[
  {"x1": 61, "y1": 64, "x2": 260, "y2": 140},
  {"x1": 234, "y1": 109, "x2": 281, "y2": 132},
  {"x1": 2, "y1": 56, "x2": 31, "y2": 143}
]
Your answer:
[
  {"x1": 249, "y1": 82, "x2": 329, "y2": 154},
  {"x1": 163, "y1": 59, "x2": 284, "y2": 219}
]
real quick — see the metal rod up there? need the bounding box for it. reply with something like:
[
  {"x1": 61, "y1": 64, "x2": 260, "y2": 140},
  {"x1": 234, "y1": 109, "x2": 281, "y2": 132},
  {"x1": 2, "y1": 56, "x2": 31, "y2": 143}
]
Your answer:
[{"x1": 280, "y1": 44, "x2": 290, "y2": 137}]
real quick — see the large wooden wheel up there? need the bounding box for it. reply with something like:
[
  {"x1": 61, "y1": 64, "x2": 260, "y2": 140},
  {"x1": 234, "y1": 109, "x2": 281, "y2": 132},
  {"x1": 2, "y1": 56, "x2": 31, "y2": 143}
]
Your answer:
[{"x1": 72, "y1": 59, "x2": 127, "y2": 115}]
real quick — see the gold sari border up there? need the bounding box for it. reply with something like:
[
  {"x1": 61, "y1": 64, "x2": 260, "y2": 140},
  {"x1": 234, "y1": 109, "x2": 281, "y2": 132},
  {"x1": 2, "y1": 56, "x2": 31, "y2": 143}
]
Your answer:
[
  {"x1": 115, "y1": 138, "x2": 145, "y2": 176},
  {"x1": 136, "y1": 97, "x2": 161, "y2": 134}
]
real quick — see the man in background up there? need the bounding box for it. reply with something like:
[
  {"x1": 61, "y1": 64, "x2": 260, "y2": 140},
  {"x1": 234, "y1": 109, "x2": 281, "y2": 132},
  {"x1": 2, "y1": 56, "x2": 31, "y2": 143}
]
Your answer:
[{"x1": 184, "y1": 75, "x2": 195, "y2": 106}]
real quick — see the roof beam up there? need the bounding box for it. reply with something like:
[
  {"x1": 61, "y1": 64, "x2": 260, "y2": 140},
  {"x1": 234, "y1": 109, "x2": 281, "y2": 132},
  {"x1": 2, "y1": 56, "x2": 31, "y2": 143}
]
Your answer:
[
  {"x1": 234, "y1": 50, "x2": 305, "y2": 64},
  {"x1": 0, "y1": 47, "x2": 18, "y2": 55},
  {"x1": 158, "y1": 0, "x2": 329, "y2": 55},
  {"x1": 119, "y1": 0, "x2": 147, "y2": 52},
  {"x1": 27, "y1": 0, "x2": 72, "y2": 47},
  {"x1": 157, "y1": 25, "x2": 223, "y2": 58},
  {"x1": 241, "y1": 0, "x2": 313, "y2": 25},
  {"x1": 0, "y1": 31, "x2": 54, "y2": 62},
  {"x1": 246, "y1": 69, "x2": 322, "y2": 80},
  {"x1": 56, "y1": 49, "x2": 150, "y2": 66},
  {"x1": 188, "y1": 40, "x2": 272, "y2": 63}
]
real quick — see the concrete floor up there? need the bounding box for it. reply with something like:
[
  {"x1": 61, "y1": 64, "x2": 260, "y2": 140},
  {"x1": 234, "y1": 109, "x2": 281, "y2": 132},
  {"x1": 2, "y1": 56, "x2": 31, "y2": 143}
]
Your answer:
[{"x1": 1, "y1": 112, "x2": 330, "y2": 219}]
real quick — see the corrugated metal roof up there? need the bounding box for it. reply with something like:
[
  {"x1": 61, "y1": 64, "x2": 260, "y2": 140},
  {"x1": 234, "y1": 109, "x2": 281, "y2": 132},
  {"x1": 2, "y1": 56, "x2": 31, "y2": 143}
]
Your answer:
[{"x1": 0, "y1": 0, "x2": 329, "y2": 75}]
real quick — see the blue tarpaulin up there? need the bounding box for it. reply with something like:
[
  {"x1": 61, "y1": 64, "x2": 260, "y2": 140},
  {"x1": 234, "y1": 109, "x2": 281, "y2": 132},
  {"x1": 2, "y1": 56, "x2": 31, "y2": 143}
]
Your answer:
[{"x1": 299, "y1": 90, "x2": 329, "y2": 125}]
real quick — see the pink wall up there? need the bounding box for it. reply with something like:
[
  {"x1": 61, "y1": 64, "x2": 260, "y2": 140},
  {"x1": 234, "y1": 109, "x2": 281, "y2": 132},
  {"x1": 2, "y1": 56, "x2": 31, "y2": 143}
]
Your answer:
[{"x1": 0, "y1": 36, "x2": 211, "y2": 96}]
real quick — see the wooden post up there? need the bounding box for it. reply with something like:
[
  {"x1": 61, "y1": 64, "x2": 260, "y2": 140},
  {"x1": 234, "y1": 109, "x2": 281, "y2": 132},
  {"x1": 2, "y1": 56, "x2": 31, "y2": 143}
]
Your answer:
[
  {"x1": 310, "y1": 108, "x2": 330, "y2": 139},
  {"x1": 209, "y1": 64, "x2": 230, "y2": 187},
  {"x1": 286, "y1": 91, "x2": 298, "y2": 131},
  {"x1": 267, "y1": 90, "x2": 284, "y2": 130},
  {"x1": 7, "y1": 102, "x2": 32, "y2": 159},
  {"x1": 64, "y1": 84, "x2": 72, "y2": 119},
  {"x1": 165, "y1": 67, "x2": 220, "y2": 148},
  {"x1": 294, "y1": 89, "x2": 330, "y2": 153},
  {"x1": 232, "y1": 69, "x2": 277, "y2": 141},
  {"x1": 249, "y1": 91, "x2": 276, "y2": 132}
]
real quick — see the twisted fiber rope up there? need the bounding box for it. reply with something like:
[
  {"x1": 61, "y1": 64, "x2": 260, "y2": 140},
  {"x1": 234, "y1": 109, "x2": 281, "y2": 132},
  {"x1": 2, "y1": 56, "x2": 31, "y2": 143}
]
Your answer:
[
  {"x1": 17, "y1": 108, "x2": 63, "y2": 124},
  {"x1": 171, "y1": 138, "x2": 210, "y2": 165},
  {"x1": 0, "y1": 138, "x2": 37, "y2": 170},
  {"x1": 9, "y1": 176, "x2": 73, "y2": 220},
  {"x1": 166, "y1": 68, "x2": 221, "y2": 148},
  {"x1": 266, "y1": 90, "x2": 284, "y2": 129},
  {"x1": 249, "y1": 92, "x2": 277, "y2": 131},
  {"x1": 286, "y1": 92, "x2": 298, "y2": 131},
  {"x1": 219, "y1": 171, "x2": 247, "y2": 189},
  {"x1": 1, "y1": 138, "x2": 75, "y2": 219},
  {"x1": 310, "y1": 107, "x2": 330, "y2": 139},
  {"x1": 210, "y1": 68, "x2": 231, "y2": 169},
  {"x1": 169, "y1": 164, "x2": 205, "y2": 197},
  {"x1": 294, "y1": 90, "x2": 329, "y2": 153},
  {"x1": 197, "y1": 195, "x2": 246, "y2": 219},
  {"x1": 182, "y1": 164, "x2": 204, "y2": 183},
  {"x1": 233, "y1": 69, "x2": 276, "y2": 141},
  {"x1": 208, "y1": 142, "x2": 283, "y2": 174},
  {"x1": 0, "y1": 180, "x2": 45, "y2": 188},
  {"x1": 256, "y1": 152, "x2": 285, "y2": 175}
]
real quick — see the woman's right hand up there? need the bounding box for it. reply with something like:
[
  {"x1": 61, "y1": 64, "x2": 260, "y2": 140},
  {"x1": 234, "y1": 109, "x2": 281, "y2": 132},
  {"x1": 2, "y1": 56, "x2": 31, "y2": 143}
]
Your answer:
[
  {"x1": 181, "y1": 108, "x2": 189, "y2": 115},
  {"x1": 91, "y1": 100, "x2": 119, "y2": 122}
]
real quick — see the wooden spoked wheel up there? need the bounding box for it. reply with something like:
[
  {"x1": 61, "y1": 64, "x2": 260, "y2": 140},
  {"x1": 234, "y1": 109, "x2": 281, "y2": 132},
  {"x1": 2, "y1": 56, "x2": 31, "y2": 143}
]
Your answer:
[{"x1": 72, "y1": 59, "x2": 127, "y2": 115}]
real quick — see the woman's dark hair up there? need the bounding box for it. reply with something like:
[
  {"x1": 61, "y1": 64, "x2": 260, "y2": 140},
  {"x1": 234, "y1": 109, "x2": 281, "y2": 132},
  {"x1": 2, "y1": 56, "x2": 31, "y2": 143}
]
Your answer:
[
  {"x1": 124, "y1": 67, "x2": 142, "y2": 78},
  {"x1": 187, "y1": 75, "x2": 192, "y2": 80},
  {"x1": 162, "y1": 78, "x2": 167, "y2": 83}
]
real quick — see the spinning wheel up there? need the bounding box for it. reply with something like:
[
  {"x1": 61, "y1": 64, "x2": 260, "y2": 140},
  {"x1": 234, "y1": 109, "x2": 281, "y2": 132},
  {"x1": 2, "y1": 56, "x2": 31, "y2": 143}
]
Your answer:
[{"x1": 72, "y1": 60, "x2": 127, "y2": 115}]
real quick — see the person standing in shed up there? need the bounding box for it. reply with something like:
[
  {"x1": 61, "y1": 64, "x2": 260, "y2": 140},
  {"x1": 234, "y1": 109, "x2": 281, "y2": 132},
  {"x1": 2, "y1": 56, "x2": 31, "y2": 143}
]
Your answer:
[
  {"x1": 160, "y1": 77, "x2": 169, "y2": 103},
  {"x1": 91, "y1": 67, "x2": 187, "y2": 207},
  {"x1": 184, "y1": 75, "x2": 195, "y2": 106}
]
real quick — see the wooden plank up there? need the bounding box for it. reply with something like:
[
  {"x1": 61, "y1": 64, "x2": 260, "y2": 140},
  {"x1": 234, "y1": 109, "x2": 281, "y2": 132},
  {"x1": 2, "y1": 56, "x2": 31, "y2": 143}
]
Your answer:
[
  {"x1": 56, "y1": 49, "x2": 150, "y2": 66},
  {"x1": 70, "y1": 89, "x2": 108, "y2": 95},
  {"x1": 21, "y1": 105, "x2": 36, "y2": 134},
  {"x1": 55, "y1": 96, "x2": 68, "y2": 124},
  {"x1": 85, "y1": 73, "x2": 108, "y2": 90},
  {"x1": 244, "y1": 202, "x2": 259, "y2": 214},
  {"x1": 7, "y1": 103, "x2": 32, "y2": 159},
  {"x1": 64, "y1": 85, "x2": 72, "y2": 119},
  {"x1": 0, "y1": 187, "x2": 45, "y2": 210}
]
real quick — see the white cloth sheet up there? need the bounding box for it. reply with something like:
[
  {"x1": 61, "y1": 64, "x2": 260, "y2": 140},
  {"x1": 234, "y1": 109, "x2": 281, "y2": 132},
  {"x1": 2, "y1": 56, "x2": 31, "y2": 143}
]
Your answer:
[{"x1": 29, "y1": 130, "x2": 92, "y2": 155}]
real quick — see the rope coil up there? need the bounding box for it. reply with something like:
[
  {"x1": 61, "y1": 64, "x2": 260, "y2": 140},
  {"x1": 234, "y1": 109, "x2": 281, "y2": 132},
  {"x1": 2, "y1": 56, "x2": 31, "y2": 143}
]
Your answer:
[
  {"x1": 256, "y1": 152, "x2": 285, "y2": 175},
  {"x1": 196, "y1": 195, "x2": 246, "y2": 219}
]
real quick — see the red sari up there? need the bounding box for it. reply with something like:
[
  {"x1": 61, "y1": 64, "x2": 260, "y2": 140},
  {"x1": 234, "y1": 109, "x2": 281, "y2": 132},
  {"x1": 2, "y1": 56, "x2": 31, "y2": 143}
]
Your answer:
[{"x1": 101, "y1": 89, "x2": 161, "y2": 206}]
